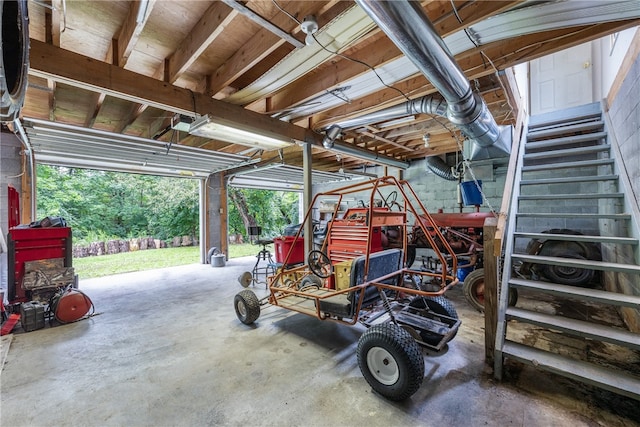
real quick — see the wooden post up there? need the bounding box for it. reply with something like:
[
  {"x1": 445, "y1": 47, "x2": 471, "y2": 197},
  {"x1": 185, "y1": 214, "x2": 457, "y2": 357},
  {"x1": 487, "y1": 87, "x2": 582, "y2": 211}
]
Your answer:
[{"x1": 483, "y1": 217, "x2": 498, "y2": 364}]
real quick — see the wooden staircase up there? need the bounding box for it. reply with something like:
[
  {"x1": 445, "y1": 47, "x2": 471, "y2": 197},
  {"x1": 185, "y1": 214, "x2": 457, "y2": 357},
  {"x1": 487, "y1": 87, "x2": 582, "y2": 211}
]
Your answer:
[{"x1": 494, "y1": 102, "x2": 640, "y2": 400}]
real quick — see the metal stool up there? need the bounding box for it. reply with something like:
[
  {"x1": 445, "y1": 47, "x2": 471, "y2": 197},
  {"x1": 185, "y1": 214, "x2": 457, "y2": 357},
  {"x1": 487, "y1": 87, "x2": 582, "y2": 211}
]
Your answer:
[{"x1": 252, "y1": 239, "x2": 275, "y2": 286}]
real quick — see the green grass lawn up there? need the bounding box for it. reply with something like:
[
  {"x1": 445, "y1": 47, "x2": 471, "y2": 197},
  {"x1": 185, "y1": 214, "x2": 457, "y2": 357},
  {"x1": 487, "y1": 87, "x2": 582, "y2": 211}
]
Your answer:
[{"x1": 73, "y1": 243, "x2": 272, "y2": 279}]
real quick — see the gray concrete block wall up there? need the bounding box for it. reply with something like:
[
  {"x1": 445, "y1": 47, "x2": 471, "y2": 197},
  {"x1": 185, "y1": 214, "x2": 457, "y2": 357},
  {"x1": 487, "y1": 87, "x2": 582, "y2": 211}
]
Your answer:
[
  {"x1": 605, "y1": 53, "x2": 640, "y2": 332},
  {"x1": 404, "y1": 158, "x2": 507, "y2": 214},
  {"x1": 609, "y1": 56, "x2": 640, "y2": 204}
]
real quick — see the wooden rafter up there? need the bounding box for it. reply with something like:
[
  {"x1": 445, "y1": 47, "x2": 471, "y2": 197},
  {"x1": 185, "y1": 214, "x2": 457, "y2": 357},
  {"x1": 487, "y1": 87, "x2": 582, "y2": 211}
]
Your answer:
[
  {"x1": 165, "y1": 2, "x2": 236, "y2": 84},
  {"x1": 115, "y1": 0, "x2": 157, "y2": 68}
]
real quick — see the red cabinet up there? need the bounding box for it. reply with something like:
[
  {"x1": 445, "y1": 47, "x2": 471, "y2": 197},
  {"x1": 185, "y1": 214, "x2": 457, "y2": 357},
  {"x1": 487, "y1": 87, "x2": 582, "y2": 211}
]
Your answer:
[{"x1": 7, "y1": 227, "x2": 73, "y2": 303}]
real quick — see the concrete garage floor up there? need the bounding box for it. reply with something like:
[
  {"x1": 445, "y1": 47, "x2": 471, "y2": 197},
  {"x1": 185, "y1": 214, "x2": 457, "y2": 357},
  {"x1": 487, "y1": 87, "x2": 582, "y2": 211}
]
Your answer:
[{"x1": 2, "y1": 256, "x2": 639, "y2": 427}]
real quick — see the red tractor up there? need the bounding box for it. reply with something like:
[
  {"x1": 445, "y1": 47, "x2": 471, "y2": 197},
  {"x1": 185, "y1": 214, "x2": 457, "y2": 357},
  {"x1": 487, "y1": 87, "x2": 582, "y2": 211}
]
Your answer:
[{"x1": 407, "y1": 211, "x2": 504, "y2": 311}]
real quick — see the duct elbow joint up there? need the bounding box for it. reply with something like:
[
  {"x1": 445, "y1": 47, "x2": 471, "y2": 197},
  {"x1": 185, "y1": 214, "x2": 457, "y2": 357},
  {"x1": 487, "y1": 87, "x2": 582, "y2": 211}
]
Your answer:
[{"x1": 323, "y1": 125, "x2": 342, "y2": 149}]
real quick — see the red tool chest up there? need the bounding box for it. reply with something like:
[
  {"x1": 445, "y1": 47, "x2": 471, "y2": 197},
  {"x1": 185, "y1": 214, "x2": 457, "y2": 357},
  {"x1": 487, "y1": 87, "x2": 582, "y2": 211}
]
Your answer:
[{"x1": 7, "y1": 226, "x2": 73, "y2": 304}]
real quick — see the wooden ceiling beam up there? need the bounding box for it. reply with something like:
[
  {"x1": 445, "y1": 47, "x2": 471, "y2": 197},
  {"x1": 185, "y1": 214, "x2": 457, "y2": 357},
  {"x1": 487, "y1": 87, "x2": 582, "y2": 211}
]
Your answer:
[
  {"x1": 45, "y1": 0, "x2": 61, "y2": 46},
  {"x1": 44, "y1": 0, "x2": 61, "y2": 123},
  {"x1": 29, "y1": 39, "x2": 322, "y2": 145},
  {"x1": 115, "y1": 0, "x2": 157, "y2": 68},
  {"x1": 85, "y1": 92, "x2": 106, "y2": 128},
  {"x1": 165, "y1": 2, "x2": 236, "y2": 84}
]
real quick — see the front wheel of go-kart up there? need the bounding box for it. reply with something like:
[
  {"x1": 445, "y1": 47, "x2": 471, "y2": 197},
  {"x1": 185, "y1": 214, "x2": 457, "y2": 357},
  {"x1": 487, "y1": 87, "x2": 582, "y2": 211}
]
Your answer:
[
  {"x1": 357, "y1": 323, "x2": 424, "y2": 401},
  {"x1": 234, "y1": 290, "x2": 260, "y2": 325}
]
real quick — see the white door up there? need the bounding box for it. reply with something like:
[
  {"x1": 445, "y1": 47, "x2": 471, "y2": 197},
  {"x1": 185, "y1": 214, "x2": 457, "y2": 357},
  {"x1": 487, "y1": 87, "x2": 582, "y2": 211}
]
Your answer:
[{"x1": 530, "y1": 42, "x2": 593, "y2": 115}]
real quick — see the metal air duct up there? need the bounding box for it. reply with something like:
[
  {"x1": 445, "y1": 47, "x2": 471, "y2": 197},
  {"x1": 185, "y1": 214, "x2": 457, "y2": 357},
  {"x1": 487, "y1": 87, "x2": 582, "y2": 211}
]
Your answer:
[{"x1": 347, "y1": 0, "x2": 511, "y2": 160}]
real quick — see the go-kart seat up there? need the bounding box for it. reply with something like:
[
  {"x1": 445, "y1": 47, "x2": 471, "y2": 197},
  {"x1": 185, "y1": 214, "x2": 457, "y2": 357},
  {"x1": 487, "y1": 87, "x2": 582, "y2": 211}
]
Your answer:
[{"x1": 318, "y1": 248, "x2": 403, "y2": 317}]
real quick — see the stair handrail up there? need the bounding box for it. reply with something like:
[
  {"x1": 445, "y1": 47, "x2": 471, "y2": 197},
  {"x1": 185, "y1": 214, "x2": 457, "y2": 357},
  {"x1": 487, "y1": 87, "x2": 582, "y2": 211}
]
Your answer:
[
  {"x1": 494, "y1": 105, "x2": 528, "y2": 257},
  {"x1": 493, "y1": 111, "x2": 530, "y2": 380}
]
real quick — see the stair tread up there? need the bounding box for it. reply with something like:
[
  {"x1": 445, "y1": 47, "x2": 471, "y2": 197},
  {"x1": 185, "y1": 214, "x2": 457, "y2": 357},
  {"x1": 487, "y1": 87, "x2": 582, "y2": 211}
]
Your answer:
[
  {"x1": 506, "y1": 307, "x2": 640, "y2": 350},
  {"x1": 526, "y1": 132, "x2": 608, "y2": 150},
  {"x1": 513, "y1": 232, "x2": 638, "y2": 245},
  {"x1": 527, "y1": 121, "x2": 604, "y2": 140},
  {"x1": 524, "y1": 145, "x2": 610, "y2": 160},
  {"x1": 511, "y1": 254, "x2": 640, "y2": 274},
  {"x1": 520, "y1": 175, "x2": 618, "y2": 185},
  {"x1": 519, "y1": 193, "x2": 624, "y2": 200},
  {"x1": 501, "y1": 341, "x2": 640, "y2": 399},
  {"x1": 522, "y1": 159, "x2": 614, "y2": 172},
  {"x1": 509, "y1": 278, "x2": 640, "y2": 308},
  {"x1": 529, "y1": 102, "x2": 602, "y2": 128},
  {"x1": 517, "y1": 212, "x2": 631, "y2": 219}
]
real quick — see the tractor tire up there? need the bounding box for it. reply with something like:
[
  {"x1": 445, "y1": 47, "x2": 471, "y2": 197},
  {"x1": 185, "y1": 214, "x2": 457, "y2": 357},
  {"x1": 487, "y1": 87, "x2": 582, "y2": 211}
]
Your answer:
[
  {"x1": 1, "y1": 0, "x2": 30, "y2": 122},
  {"x1": 234, "y1": 290, "x2": 260, "y2": 325},
  {"x1": 527, "y1": 229, "x2": 600, "y2": 287},
  {"x1": 463, "y1": 268, "x2": 518, "y2": 312},
  {"x1": 357, "y1": 323, "x2": 424, "y2": 401},
  {"x1": 541, "y1": 252, "x2": 595, "y2": 286},
  {"x1": 409, "y1": 295, "x2": 458, "y2": 345}
]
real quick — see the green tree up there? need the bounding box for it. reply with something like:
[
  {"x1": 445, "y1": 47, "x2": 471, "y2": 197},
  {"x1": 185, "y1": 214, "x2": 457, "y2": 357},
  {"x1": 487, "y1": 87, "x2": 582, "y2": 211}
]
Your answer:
[
  {"x1": 36, "y1": 165, "x2": 298, "y2": 244},
  {"x1": 227, "y1": 187, "x2": 299, "y2": 239},
  {"x1": 36, "y1": 165, "x2": 199, "y2": 243}
]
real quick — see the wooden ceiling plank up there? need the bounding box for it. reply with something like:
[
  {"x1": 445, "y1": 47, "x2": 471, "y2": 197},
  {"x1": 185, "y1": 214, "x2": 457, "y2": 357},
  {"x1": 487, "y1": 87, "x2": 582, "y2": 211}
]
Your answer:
[
  {"x1": 165, "y1": 2, "x2": 236, "y2": 84},
  {"x1": 207, "y1": 1, "x2": 326, "y2": 96},
  {"x1": 220, "y1": 0, "x2": 302, "y2": 48},
  {"x1": 430, "y1": 1, "x2": 523, "y2": 36},
  {"x1": 357, "y1": 130, "x2": 414, "y2": 152},
  {"x1": 85, "y1": 92, "x2": 106, "y2": 128},
  {"x1": 117, "y1": 103, "x2": 149, "y2": 134},
  {"x1": 116, "y1": 0, "x2": 157, "y2": 68}
]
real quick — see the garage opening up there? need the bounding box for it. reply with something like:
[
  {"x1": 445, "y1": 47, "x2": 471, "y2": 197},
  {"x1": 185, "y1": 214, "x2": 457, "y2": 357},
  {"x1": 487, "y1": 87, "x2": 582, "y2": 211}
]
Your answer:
[{"x1": 36, "y1": 165, "x2": 201, "y2": 279}]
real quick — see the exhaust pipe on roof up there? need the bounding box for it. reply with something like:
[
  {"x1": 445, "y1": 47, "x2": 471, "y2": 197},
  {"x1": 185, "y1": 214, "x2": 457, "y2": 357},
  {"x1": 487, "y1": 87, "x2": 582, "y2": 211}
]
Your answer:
[{"x1": 326, "y1": 0, "x2": 511, "y2": 160}]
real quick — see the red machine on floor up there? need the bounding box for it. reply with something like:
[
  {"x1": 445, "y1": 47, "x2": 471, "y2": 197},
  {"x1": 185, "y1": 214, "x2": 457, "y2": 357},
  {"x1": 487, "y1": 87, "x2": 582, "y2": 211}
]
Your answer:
[{"x1": 3, "y1": 186, "x2": 91, "y2": 333}]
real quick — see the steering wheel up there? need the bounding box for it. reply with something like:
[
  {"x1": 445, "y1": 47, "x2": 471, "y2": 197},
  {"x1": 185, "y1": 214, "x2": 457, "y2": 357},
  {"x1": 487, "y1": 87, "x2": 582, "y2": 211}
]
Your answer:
[
  {"x1": 383, "y1": 190, "x2": 398, "y2": 209},
  {"x1": 308, "y1": 250, "x2": 332, "y2": 278}
]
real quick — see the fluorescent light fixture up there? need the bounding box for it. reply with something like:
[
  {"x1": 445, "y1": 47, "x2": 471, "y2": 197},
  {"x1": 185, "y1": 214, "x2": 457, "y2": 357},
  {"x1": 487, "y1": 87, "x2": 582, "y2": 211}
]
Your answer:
[{"x1": 189, "y1": 115, "x2": 294, "y2": 151}]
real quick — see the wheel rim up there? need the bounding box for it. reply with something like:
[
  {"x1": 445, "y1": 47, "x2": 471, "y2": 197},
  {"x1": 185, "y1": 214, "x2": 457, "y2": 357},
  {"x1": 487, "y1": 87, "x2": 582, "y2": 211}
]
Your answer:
[
  {"x1": 474, "y1": 280, "x2": 485, "y2": 305},
  {"x1": 367, "y1": 347, "x2": 399, "y2": 385},
  {"x1": 236, "y1": 300, "x2": 247, "y2": 318}
]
